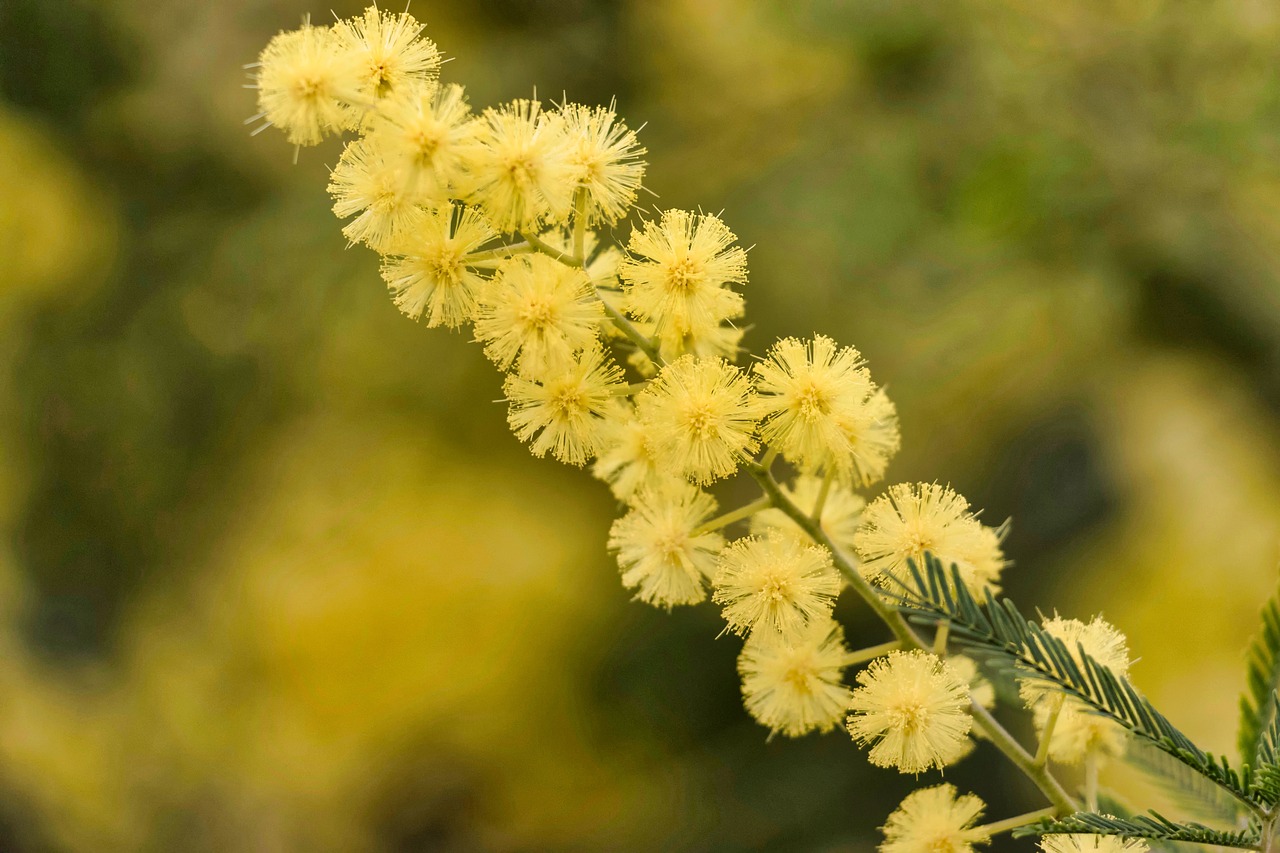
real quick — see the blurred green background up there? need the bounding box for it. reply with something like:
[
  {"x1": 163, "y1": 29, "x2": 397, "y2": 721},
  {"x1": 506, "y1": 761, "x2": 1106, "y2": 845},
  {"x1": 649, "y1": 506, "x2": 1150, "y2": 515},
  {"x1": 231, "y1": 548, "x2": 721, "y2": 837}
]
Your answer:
[{"x1": 2, "y1": 0, "x2": 1280, "y2": 849}]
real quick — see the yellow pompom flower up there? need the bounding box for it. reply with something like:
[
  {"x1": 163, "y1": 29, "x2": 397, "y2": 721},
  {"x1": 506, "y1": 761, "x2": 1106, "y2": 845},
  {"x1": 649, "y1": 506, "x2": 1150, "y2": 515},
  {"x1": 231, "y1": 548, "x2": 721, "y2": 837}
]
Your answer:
[
  {"x1": 333, "y1": 6, "x2": 440, "y2": 120},
  {"x1": 1041, "y1": 835, "x2": 1149, "y2": 853},
  {"x1": 608, "y1": 481, "x2": 725, "y2": 607},
  {"x1": 754, "y1": 335, "x2": 900, "y2": 485},
  {"x1": 637, "y1": 355, "x2": 758, "y2": 485},
  {"x1": 369, "y1": 82, "x2": 480, "y2": 202},
  {"x1": 503, "y1": 343, "x2": 624, "y2": 466},
  {"x1": 327, "y1": 136, "x2": 426, "y2": 251},
  {"x1": 619, "y1": 209, "x2": 747, "y2": 350},
  {"x1": 847, "y1": 650, "x2": 972, "y2": 773},
  {"x1": 712, "y1": 532, "x2": 841, "y2": 638},
  {"x1": 1020, "y1": 616, "x2": 1133, "y2": 765},
  {"x1": 751, "y1": 474, "x2": 866, "y2": 555},
  {"x1": 592, "y1": 403, "x2": 683, "y2": 505},
  {"x1": 559, "y1": 102, "x2": 646, "y2": 225},
  {"x1": 880, "y1": 785, "x2": 990, "y2": 853},
  {"x1": 854, "y1": 483, "x2": 1006, "y2": 598},
  {"x1": 379, "y1": 203, "x2": 494, "y2": 327},
  {"x1": 739, "y1": 616, "x2": 853, "y2": 737},
  {"x1": 473, "y1": 254, "x2": 604, "y2": 377},
  {"x1": 461, "y1": 99, "x2": 574, "y2": 233},
  {"x1": 251, "y1": 21, "x2": 361, "y2": 146}
]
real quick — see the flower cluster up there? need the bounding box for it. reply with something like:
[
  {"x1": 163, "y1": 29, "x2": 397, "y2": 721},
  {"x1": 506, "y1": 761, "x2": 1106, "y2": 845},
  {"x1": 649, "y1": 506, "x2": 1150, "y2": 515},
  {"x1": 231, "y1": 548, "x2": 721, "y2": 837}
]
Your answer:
[{"x1": 250, "y1": 10, "x2": 1151, "y2": 853}]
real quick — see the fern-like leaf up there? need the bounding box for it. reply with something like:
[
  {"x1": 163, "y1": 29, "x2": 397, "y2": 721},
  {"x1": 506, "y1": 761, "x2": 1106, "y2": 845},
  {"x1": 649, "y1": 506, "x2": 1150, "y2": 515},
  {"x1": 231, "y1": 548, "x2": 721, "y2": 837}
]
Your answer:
[
  {"x1": 886, "y1": 555, "x2": 1262, "y2": 813},
  {"x1": 1012, "y1": 812, "x2": 1261, "y2": 849},
  {"x1": 1241, "y1": 580, "x2": 1280, "y2": 768}
]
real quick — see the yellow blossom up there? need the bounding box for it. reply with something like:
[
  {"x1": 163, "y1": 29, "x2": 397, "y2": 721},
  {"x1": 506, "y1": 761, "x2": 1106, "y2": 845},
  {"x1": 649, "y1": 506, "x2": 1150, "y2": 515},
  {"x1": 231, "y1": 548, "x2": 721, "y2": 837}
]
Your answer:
[
  {"x1": 854, "y1": 483, "x2": 1006, "y2": 598},
  {"x1": 620, "y1": 209, "x2": 747, "y2": 350},
  {"x1": 712, "y1": 532, "x2": 841, "y2": 638},
  {"x1": 847, "y1": 650, "x2": 972, "y2": 773},
  {"x1": 327, "y1": 135, "x2": 426, "y2": 251},
  {"x1": 369, "y1": 82, "x2": 480, "y2": 202},
  {"x1": 379, "y1": 203, "x2": 494, "y2": 327},
  {"x1": 608, "y1": 481, "x2": 725, "y2": 607},
  {"x1": 1040, "y1": 836, "x2": 1149, "y2": 853},
  {"x1": 473, "y1": 254, "x2": 604, "y2": 378},
  {"x1": 750, "y1": 473, "x2": 866, "y2": 555},
  {"x1": 1020, "y1": 616, "x2": 1133, "y2": 765},
  {"x1": 333, "y1": 6, "x2": 440, "y2": 123},
  {"x1": 558, "y1": 102, "x2": 646, "y2": 224},
  {"x1": 879, "y1": 784, "x2": 990, "y2": 853},
  {"x1": 738, "y1": 616, "x2": 853, "y2": 737},
  {"x1": 637, "y1": 355, "x2": 758, "y2": 484},
  {"x1": 460, "y1": 99, "x2": 573, "y2": 233},
  {"x1": 251, "y1": 21, "x2": 361, "y2": 146},
  {"x1": 503, "y1": 344, "x2": 624, "y2": 466},
  {"x1": 753, "y1": 335, "x2": 900, "y2": 485},
  {"x1": 592, "y1": 403, "x2": 682, "y2": 505}
]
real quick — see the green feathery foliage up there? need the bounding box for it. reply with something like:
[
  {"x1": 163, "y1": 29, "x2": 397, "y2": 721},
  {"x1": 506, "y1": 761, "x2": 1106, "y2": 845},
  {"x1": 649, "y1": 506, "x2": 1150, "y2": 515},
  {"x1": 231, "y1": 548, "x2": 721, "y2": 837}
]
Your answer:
[
  {"x1": 886, "y1": 554, "x2": 1262, "y2": 813},
  {"x1": 1127, "y1": 739, "x2": 1245, "y2": 824},
  {"x1": 1241, "y1": 580, "x2": 1280, "y2": 768},
  {"x1": 1012, "y1": 812, "x2": 1261, "y2": 849}
]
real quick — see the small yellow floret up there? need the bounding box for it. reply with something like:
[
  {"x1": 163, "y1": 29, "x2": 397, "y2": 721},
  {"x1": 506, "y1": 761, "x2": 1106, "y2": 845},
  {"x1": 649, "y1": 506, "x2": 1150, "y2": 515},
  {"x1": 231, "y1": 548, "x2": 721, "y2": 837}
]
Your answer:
[
  {"x1": 847, "y1": 650, "x2": 972, "y2": 773},
  {"x1": 328, "y1": 135, "x2": 426, "y2": 251},
  {"x1": 333, "y1": 6, "x2": 440, "y2": 123},
  {"x1": 637, "y1": 354, "x2": 758, "y2": 485},
  {"x1": 879, "y1": 784, "x2": 989, "y2": 853},
  {"x1": 854, "y1": 483, "x2": 1006, "y2": 598},
  {"x1": 1020, "y1": 616, "x2": 1133, "y2": 765},
  {"x1": 460, "y1": 99, "x2": 574, "y2": 233},
  {"x1": 369, "y1": 82, "x2": 480, "y2": 202},
  {"x1": 380, "y1": 203, "x2": 494, "y2": 327},
  {"x1": 559, "y1": 102, "x2": 646, "y2": 225},
  {"x1": 473, "y1": 254, "x2": 604, "y2": 378},
  {"x1": 503, "y1": 344, "x2": 624, "y2": 466},
  {"x1": 712, "y1": 532, "x2": 841, "y2": 638},
  {"x1": 608, "y1": 481, "x2": 725, "y2": 607},
  {"x1": 750, "y1": 474, "x2": 866, "y2": 555},
  {"x1": 592, "y1": 403, "x2": 682, "y2": 505},
  {"x1": 1040, "y1": 835, "x2": 1149, "y2": 853},
  {"x1": 620, "y1": 209, "x2": 747, "y2": 351},
  {"x1": 739, "y1": 616, "x2": 853, "y2": 737},
  {"x1": 253, "y1": 22, "x2": 361, "y2": 146},
  {"x1": 754, "y1": 335, "x2": 900, "y2": 485}
]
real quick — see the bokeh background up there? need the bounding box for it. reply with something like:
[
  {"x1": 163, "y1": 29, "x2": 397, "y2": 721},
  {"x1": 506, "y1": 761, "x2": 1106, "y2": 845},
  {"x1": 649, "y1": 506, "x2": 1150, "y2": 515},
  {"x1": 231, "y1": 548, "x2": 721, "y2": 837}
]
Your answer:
[{"x1": 3, "y1": 0, "x2": 1280, "y2": 850}]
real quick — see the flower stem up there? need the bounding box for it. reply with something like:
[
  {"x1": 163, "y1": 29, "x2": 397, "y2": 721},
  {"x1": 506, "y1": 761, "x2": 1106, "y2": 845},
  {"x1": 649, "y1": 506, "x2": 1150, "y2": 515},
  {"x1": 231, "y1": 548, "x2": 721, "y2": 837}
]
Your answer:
[
  {"x1": 464, "y1": 241, "x2": 533, "y2": 264},
  {"x1": 812, "y1": 468, "x2": 834, "y2": 518},
  {"x1": 521, "y1": 231, "x2": 584, "y2": 268},
  {"x1": 845, "y1": 639, "x2": 903, "y2": 668},
  {"x1": 598, "y1": 293, "x2": 663, "y2": 366},
  {"x1": 1034, "y1": 695, "x2": 1065, "y2": 768},
  {"x1": 693, "y1": 496, "x2": 773, "y2": 535},
  {"x1": 976, "y1": 807, "x2": 1058, "y2": 838},
  {"x1": 572, "y1": 187, "x2": 588, "y2": 263}
]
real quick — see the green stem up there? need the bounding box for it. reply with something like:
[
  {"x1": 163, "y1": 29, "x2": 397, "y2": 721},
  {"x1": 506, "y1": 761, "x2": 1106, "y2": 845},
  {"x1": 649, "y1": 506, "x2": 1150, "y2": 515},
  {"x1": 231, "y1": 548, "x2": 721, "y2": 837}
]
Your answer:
[
  {"x1": 740, "y1": 457, "x2": 1079, "y2": 817},
  {"x1": 933, "y1": 621, "x2": 951, "y2": 656},
  {"x1": 1034, "y1": 695, "x2": 1065, "y2": 768},
  {"x1": 464, "y1": 242, "x2": 533, "y2": 264},
  {"x1": 599, "y1": 295, "x2": 663, "y2": 366},
  {"x1": 845, "y1": 639, "x2": 903, "y2": 668},
  {"x1": 976, "y1": 807, "x2": 1058, "y2": 838},
  {"x1": 572, "y1": 187, "x2": 588, "y2": 263},
  {"x1": 811, "y1": 468, "x2": 834, "y2": 519},
  {"x1": 521, "y1": 231, "x2": 583, "y2": 268},
  {"x1": 693, "y1": 496, "x2": 773, "y2": 535}
]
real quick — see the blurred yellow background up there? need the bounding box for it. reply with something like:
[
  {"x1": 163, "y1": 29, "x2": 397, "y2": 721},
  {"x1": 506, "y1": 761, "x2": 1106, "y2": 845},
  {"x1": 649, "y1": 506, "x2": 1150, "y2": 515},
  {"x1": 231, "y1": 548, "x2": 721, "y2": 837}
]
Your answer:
[{"x1": 3, "y1": 0, "x2": 1280, "y2": 850}]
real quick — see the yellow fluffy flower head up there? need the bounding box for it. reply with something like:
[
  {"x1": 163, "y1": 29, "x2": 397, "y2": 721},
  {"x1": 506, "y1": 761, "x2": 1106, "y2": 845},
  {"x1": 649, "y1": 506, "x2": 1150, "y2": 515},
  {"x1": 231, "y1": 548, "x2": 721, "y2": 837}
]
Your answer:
[
  {"x1": 712, "y1": 532, "x2": 841, "y2": 638},
  {"x1": 380, "y1": 203, "x2": 494, "y2": 327},
  {"x1": 847, "y1": 650, "x2": 972, "y2": 773},
  {"x1": 503, "y1": 344, "x2": 624, "y2": 466},
  {"x1": 854, "y1": 482, "x2": 1006, "y2": 598},
  {"x1": 608, "y1": 481, "x2": 725, "y2": 608},
  {"x1": 370, "y1": 82, "x2": 480, "y2": 201},
  {"x1": 252, "y1": 21, "x2": 361, "y2": 146},
  {"x1": 328, "y1": 135, "x2": 426, "y2": 251},
  {"x1": 559, "y1": 102, "x2": 646, "y2": 225},
  {"x1": 738, "y1": 616, "x2": 853, "y2": 738},
  {"x1": 1040, "y1": 835, "x2": 1149, "y2": 853},
  {"x1": 637, "y1": 354, "x2": 758, "y2": 485},
  {"x1": 591, "y1": 403, "x2": 682, "y2": 505},
  {"x1": 879, "y1": 784, "x2": 989, "y2": 853},
  {"x1": 333, "y1": 6, "x2": 440, "y2": 115}
]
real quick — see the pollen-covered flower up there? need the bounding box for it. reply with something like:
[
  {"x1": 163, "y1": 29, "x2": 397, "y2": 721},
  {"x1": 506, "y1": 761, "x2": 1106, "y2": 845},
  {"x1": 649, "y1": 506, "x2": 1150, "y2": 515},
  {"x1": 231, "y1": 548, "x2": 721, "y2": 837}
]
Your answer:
[
  {"x1": 854, "y1": 483, "x2": 1006, "y2": 598},
  {"x1": 334, "y1": 6, "x2": 440, "y2": 121},
  {"x1": 558, "y1": 102, "x2": 646, "y2": 225},
  {"x1": 592, "y1": 403, "x2": 683, "y2": 504},
  {"x1": 461, "y1": 99, "x2": 573, "y2": 233},
  {"x1": 637, "y1": 355, "x2": 758, "y2": 484},
  {"x1": 379, "y1": 203, "x2": 494, "y2": 327},
  {"x1": 712, "y1": 532, "x2": 841, "y2": 638},
  {"x1": 739, "y1": 616, "x2": 853, "y2": 737},
  {"x1": 328, "y1": 136, "x2": 426, "y2": 251},
  {"x1": 608, "y1": 481, "x2": 725, "y2": 608},
  {"x1": 503, "y1": 344, "x2": 624, "y2": 466},
  {"x1": 473, "y1": 253, "x2": 604, "y2": 377},
  {"x1": 847, "y1": 650, "x2": 972, "y2": 773},
  {"x1": 620, "y1": 209, "x2": 747, "y2": 349},
  {"x1": 754, "y1": 335, "x2": 900, "y2": 485},
  {"x1": 251, "y1": 21, "x2": 361, "y2": 146},
  {"x1": 880, "y1": 785, "x2": 989, "y2": 853},
  {"x1": 369, "y1": 82, "x2": 480, "y2": 201},
  {"x1": 1020, "y1": 616, "x2": 1133, "y2": 765},
  {"x1": 1041, "y1": 835, "x2": 1149, "y2": 853},
  {"x1": 751, "y1": 474, "x2": 866, "y2": 555}
]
